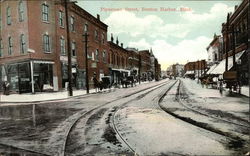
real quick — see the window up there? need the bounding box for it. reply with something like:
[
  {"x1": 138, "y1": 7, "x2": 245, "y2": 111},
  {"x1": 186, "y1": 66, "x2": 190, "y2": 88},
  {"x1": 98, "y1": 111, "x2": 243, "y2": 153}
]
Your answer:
[
  {"x1": 94, "y1": 30, "x2": 98, "y2": 40},
  {"x1": 84, "y1": 24, "x2": 88, "y2": 33},
  {"x1": 102, "y1": 51, "x2": 106, "y2": 63},
  {"x1": 60, "y1": 37, "x2": 65, "y2": 55},
  {"x1": 0, "y1": 39, "x2": 3, "y2": 57},
  {"x1": 0, "y1": 16, "x2": 2, "y2": 29},
  {"x1": 59, "y1": 11, "x2": 64, "y2": 27},
  {"x1": 71, "y1": 42, "x2": 76, "y2": 56},
  {"x1": 19, "y1": 1, "x2": 24, "y2": 22},
  {"x1": 42, "y1": 3, "x2": 49, "y2": 22},
  {"x1": 92, "y1": 51, "x2": 95, "y2": 61},
  {"x1": 7, "y1": 6, "x2": 11, "y2": 25},
  {"x1": 70, "y1": 16, "x2": 75, "y2": 32},
  {"x1": 95, "y1": 49, "x2": 99, "y2": 61},
  {"x1": 8, "y1": 36, "x2": 13, "y2": 55},
  {"x1": 102, "y1": 33, "x2": 105, "y2": 44},
  {"x1": 43, "y1": 34, "x2": 51, "y2": 52},
  {"x1": 20, "y1": 34, "x2": 26, "y2": 54}
]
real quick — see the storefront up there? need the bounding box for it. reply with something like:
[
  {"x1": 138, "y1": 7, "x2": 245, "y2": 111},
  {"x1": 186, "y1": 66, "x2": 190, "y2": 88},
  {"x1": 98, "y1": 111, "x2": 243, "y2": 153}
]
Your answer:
[
  {"x1": 61, "y1": 63, "x2": 85, "y2": 89},
  {"x1": 33, "y1": 61, "x2": 54, "y2": 92}
]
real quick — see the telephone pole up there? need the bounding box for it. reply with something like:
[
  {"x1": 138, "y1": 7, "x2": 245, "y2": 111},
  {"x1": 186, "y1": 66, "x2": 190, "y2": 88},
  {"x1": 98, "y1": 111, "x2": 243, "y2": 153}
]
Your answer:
[
  {"x1": 64, "y1": 0, "x2": 73, "y2": 96},
  {"x1": 83, "y1": 33, "x2": 89, "y2": 94}
]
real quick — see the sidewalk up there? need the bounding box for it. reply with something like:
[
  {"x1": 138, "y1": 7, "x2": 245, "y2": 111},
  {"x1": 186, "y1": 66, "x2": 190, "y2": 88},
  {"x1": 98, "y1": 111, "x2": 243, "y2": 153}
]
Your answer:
[
  {"x1": 190, "y1": 78, "x2": 249, "y2": 97},
  {"x1": 0, "y1": 81, "x2": 152, "y2": 103}
]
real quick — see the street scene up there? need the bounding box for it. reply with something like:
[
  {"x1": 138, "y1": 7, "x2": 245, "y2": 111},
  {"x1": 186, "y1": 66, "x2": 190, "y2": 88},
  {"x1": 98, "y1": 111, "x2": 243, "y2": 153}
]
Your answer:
[{"x1": 0, "y1": 0, "x2": 249, "y2": 156}]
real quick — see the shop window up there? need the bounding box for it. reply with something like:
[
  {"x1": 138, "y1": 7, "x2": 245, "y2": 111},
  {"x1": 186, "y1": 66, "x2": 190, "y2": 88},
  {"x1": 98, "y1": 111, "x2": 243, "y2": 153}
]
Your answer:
[
  {"x1": 18, "y1": 1, "x2": 24, "y2": 22},
  {"x1": 7, "y1": 6, "x2": 11, "y2": 25},
  {"x1": 8, "y1": 36, "x2": 13, "y2": 55},
  {"x1": 20, "y1": 34, "x2": 26, "y2": 54},
  {"x1": 59, "y1": 10, "x2": 64, "y2": 27},
  {"x1": 42, "y1": 3, "x2": 49, "y2": 22},
  {"x1": 43, "y1": 34, "x2": 51, "y2": 53}
]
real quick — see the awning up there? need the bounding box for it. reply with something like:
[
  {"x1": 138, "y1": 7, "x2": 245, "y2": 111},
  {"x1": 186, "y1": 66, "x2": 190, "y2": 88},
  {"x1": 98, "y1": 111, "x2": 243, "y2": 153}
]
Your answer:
[
  {"x1": 210, "y1": 50, "x2": 245, "y2": 75},
  {"x1": 184, "y1": 70, "x2": 194, "y2": 75},
  {"x1": 33, "y1": 60, "x2": 54, "y2": 64},
  {"x1": 207, "y1": 63, "x2": 218, "y2": 74},
  {"x1": 111, "y1": 68, "x2": 130, "y2": 73}
]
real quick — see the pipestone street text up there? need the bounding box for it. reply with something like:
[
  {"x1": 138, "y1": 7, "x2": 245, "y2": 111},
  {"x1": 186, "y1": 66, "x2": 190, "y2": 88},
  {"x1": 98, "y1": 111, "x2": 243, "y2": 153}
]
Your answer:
[{"x1": 100, "y1": 7, "x2": 192, "y2": 12}]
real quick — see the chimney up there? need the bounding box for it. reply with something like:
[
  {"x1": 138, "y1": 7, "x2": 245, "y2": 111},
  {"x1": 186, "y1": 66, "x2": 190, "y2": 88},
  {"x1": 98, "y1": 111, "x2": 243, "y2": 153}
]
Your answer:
[
  {"x1": 121, "y1": 43, "x2": 123, "y2": 48},
  {"x1": 111, "y1": 33, "x2": 114, "y2": 42},
  {"x1": 97, "y1": 14, "x2": 100, "y2": 20},
  {"x1": 235, "y1": 5, "x2": 238, "y2": 11},
  {"x1": 116, "y1": 37, "x2": 119, "y2": 45}
]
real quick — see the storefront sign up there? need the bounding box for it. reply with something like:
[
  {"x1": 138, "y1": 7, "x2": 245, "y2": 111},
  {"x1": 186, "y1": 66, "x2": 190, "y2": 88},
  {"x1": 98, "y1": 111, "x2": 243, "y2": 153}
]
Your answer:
[{"x1": 72, "y1": 68, "x2": 77, "y2": 73}]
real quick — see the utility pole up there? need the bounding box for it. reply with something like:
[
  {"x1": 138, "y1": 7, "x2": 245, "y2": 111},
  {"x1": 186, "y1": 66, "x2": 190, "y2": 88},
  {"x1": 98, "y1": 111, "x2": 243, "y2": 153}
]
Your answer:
[
  {"x1": 248, "y1": 0, "x2": 250, "y2": 87},
  {"x1": 138, "y1": 54, "x2": 141, "y2": 84},
  {"x1": 83, "y1": 33, "x2": 89, "y2": 94},
  {"x1": 225, "y1": 13, "x2": 230, "y2": 72},
  {"x1": 64, "y1": 0, "x2": 73, "y2": 96}
]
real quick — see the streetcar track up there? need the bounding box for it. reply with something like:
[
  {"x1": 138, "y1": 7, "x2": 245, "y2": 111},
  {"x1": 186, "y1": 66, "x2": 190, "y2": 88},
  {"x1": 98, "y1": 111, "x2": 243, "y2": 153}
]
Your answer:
[
  {"x1": 177, "y1": 80, "x2": 249, "y2": 128},
  {"x1": 0, "y1": 142, "x2": 50, "y2": 156},
  {"x1": 111, "y1": 80, "x2": 178, "y2": 155},
  {"x1": 63, "y1": 80, "x2": 170, "y2": 156},
  {"x1": 158, "y1": 79, "x2": 247, "y2": 148}
]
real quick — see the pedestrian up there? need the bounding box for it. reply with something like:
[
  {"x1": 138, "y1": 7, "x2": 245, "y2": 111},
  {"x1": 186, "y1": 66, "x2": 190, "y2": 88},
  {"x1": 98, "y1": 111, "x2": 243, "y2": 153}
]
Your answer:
[
  {"x1": 3, "y1": 81, "x2": 10, "y2": 95},
  {"x1": 93, "y1": 73, "x2": 99, "y2": 93}
]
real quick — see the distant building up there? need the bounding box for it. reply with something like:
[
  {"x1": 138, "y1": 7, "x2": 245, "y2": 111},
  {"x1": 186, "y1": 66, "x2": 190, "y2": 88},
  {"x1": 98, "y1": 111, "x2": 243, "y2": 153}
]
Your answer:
[
  {"x1": 184, "y1": 60, "x2": 207, "y2": 79},
  {"x1": 206, "y1": 34, "x2": 223, "y2": 67}
]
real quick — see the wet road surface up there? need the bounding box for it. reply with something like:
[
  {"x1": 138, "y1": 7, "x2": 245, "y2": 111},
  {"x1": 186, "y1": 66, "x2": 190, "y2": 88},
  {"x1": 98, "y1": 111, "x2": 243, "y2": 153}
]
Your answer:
[{"x1": 0, "y1": 79, "x2": 249, "y2": 156}]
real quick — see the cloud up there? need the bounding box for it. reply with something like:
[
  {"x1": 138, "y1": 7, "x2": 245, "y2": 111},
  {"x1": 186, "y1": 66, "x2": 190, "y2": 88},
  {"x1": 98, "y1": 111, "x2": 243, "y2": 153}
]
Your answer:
[
  {"x1": 128, "y1": 36, "x2": 211, "y2": 70},
  {"x1": 181, "y1": 3, "x2": 234, "y2": 22},
  {"x1": 104, "y1": 10, "x2": 190, "y2": 39}
]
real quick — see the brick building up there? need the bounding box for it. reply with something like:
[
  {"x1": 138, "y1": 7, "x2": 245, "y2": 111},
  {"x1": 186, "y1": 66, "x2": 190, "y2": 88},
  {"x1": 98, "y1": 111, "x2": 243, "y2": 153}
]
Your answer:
[
  {"x1": 207, "y1": 0, "x2": 249, "y2": 85},
  {"x1": 126, "y1": 47, "x2": 140, "y2": 76},
  {"x1": 139, "y1": 50, "x2": 151, "y2": 81},
  {"x1": 0, "y1": 0, "x2": 162, "y2": 93},
  {"x1": 0, "y1": 0, "x2": 109, "y2": 93},
  {"x1": 184, "y1": 60, "x2": 207, "y2": 79},
  {"x1": 107, "y1": 35, "x2": 130, "y2": 84},
  {"x1": 220, "y1": 0, "x2": 248, "y2": 85}
]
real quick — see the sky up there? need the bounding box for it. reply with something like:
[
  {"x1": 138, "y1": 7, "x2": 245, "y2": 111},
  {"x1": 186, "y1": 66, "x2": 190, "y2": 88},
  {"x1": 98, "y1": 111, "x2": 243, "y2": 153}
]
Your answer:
[{"x1": 77, "y1": 0, "x2": 242, "y2": 70}]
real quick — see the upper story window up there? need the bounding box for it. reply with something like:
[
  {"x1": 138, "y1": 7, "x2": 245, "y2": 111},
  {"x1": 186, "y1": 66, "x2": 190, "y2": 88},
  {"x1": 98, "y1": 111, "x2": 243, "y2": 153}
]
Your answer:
[
  {"x1": 42, "y1": 3, "x2": 49, "y2": 22},
  {"x1": 70, "y1": 16, "x2": 75, "y2": 32},
  {"x1": 8, "y1": 36, "x2": 13, "y2": 55},
  {"x1": 7, "y1": 6, "x2": 11, "y2": 25},
  {"x1": 71, "y1": 42, "x2": 76, "y2": 56},
  {"x1": 60, "y1": 37, "x2": 65, "y2": 55},
  {"x1": 43, "y1": 34, "x2": 51, "y2": 52},
  {"x1": 59, "y1": 10, "x2": 64, "y2": 27},
  {"x1": 19, "y1": 1, "x2": 24, "y2": 22},
  {"x1": 102, "y1": 50, "x2": 106, "y2": 63},
  {"x1": 84, "y1": 24, "x2": 88, "y2": 33},
  {"x1": 94, "y1": 30, "x2": 98, "y2": 40},
  {"x1": 95, "y1": 49, "x2": 99, "y2": 61},
  {"x1": 101, "y1": 33, "x2": 105, "y2": 44},
  {"x1": 0, "y1": 16, "x2": 2, "y2": 30},
  {"x1": 0, "y1": 39, "x2": 3, "y2": 57},
  {"x1": 20, "y1": 34, "x2": 26, "y2": 54}
]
